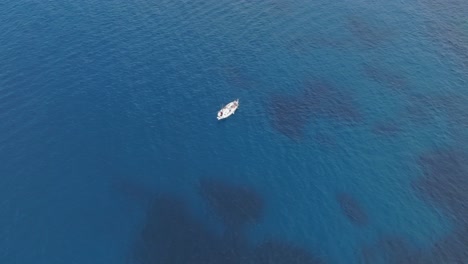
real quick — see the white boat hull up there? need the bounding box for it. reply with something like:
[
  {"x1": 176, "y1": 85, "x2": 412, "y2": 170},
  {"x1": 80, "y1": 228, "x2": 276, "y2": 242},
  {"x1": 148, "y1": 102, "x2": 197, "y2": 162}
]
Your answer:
[{"x1": 217, "y1": 99, "x2": 239, "y2": 120}]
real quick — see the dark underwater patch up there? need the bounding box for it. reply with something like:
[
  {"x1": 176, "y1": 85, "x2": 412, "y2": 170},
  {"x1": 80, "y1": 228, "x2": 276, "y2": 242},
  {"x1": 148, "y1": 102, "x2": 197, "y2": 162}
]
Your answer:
[
  {"x1": 421, "y1": 0, "x2": 468, "y2": 71},
  {"x1": 406, "y1": 92, "x2": 468, "y2": 128},
  {"x1": 313, "y1": 132, "x2": 336, "y2": 147},
  {"x1": 372, "y1": 120, "x2": 402, "y2": 136},
  {"x1": 254, "y1": 240, "x2": 324, "y2": 264},
  {"x1": 133, "y1": 194, "x2": 221, "y2": 264},
  {"x1": 356, "y1": 146, "x2": 468, "y2": 263},
  {"x1": 433, "y1": 94, "x2": 468, "y2": 127},
  {"x1": 286, "y1": 36, "x2": 349, "y2": 53},
  {"x1": 111, "y1": 177, "x2": 155, "y2": 204},
  {"x1": 420, "y1": 0, "x2": 468, "y2": 14},
  {"x1": 363, "y1": 64, "x2": 407, "y2": 91},
  {"x1": 223, "y1": 65, "x2": 258, "y2": 89},
  {"x1": 411, "y1": 148, "x2": 468, "y2": 263},
  {"x1": 285, "y1": 37, "x2": 316, "y2": 54},
  {"x1": 132, "y1": 185, "x2": 326, "y2": 264},
  {"x1": 270, "y1": 95, "x2": 310, "y2": 140},
  {"x1": 413, "y1": 148, "x2": 468, "y2": 221},
  {"x1": 428, "y1": 225, "x2": 468, "y2": 263},
  {"x1": 361, "y1": 222, "x2": 468, "y2": 263},
  {"x1": 436, "y1": 26, "x2": 468, "y2": 69},
  {"x1": 403, "y1": 93, "x2": 439, "y2": 125},
  {"x1": 199, "y1": 177, "x2": 264, "y2": 229},
  {"x1": 360, "y1": 236, "x2": 426, "y2": 264},
  {"x1": 264, "y1": 0, "x2": 294, "y2": 15},
  {"x1": 303, "y1": 81, "x2": 362, "y2": 123},
  {"x1": 336, "y1": 192, "x2": 369, "y2": 227},
  {"x1": 133, "y1": 194, "x2": 254, "y2": 264},
  {"x1": 269, "y1": 80, "x2": 361, "y2": 139},
  {"x1": 346, "y1": 16, "x2": 392, "y2": 48}
]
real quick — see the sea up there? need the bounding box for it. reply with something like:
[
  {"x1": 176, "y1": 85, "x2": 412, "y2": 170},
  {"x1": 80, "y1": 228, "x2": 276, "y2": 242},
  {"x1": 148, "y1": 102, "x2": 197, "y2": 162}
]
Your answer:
[{"x1": 1, "y1": 0, "x2": 468, "y2": 263}]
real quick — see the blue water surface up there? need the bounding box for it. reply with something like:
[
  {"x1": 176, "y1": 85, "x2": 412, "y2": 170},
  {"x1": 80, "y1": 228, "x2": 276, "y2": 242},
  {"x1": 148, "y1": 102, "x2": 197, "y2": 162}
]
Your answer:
[{"x1": 1, "y1": 0, "x2": 468, "y2": 263}]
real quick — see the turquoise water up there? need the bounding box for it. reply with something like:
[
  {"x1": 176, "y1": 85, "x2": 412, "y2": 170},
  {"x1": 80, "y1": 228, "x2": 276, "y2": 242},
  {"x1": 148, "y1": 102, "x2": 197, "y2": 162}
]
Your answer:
[{"x1": 0, "y1": 0, "x2": 467, "y2": 263}]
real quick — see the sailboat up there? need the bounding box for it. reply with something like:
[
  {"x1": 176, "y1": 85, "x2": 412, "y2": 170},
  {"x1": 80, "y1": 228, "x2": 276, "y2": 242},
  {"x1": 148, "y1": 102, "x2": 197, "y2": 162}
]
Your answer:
[{"x1": 217, "y1": 99, "x2": 239, "y2": 120}]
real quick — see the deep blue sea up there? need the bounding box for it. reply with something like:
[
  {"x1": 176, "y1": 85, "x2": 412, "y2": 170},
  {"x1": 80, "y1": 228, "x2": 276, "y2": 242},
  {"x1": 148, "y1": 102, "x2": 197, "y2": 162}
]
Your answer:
[{"x1": 1, "y1": 0, "x2": 468, "y2": 263}]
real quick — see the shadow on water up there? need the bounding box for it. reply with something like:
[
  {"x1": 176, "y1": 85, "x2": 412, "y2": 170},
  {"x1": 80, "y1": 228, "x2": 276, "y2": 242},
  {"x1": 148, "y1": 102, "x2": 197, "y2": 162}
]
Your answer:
[
  {"x1": 269, "y1": 80, "x2": 361, "y2": 140},
  {"x1": 336, "y1": 192, "x2": 369, "y2": 227},
  {"x1": 130, "y1": 178, "x2": 326, "y2": 264}
]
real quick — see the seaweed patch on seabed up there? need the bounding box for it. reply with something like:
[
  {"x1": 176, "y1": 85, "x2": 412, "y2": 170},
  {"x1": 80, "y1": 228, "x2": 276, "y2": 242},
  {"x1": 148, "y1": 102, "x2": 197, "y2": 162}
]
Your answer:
[
  {"x1": 438, "y1": 94, "x2": 468, "y2": 139},
  {"x1": 336, "y1": 192, "x2": 369, "y2": 227},
  {"x1": 269, "y1": 81, "x2": 361, "y2": 140},
  {"x1": 402, "y1": 93, "x2": 438, "y2": 125},
  {"x1": 303, "y1": 81, "x2": 362, "y2": 123},
  {"x1": 360, "y1": 236, "x2": 426, "y2": 264},
  {"x1": 111, "y1": 177, "x2": 155, "y2": 205},
  {"x1": 286, "y1": 36, "x2": 349, "y2": 53},
  {"x1": 432, "y1": 94, "x2": 468, "y2": 127},
  {"x1": 413, "y1": 148, "x2": 468, "y2": 223},
  {"x1": 411, "y1": 148, "x2": 468, "y2": 263},
  {"x1": 270, "y1": 95, "x2": 310, "y2": 140},
  {"x1": 363, "y1": 63, "x2": 408, "y2": 91},
  {"x1": 254, "y1": 240, "x2": 323, "y2": 264},
  {"x1": 131, "y1": 178, "x2": 327, "y2": 264},
  {"x1": 264, "y1": 0, "x2": 294, "y2": 14},
  {"x1": 422, "y1": 4, "x2": 468, "y2": 71},
  {"x1": 403, "y1": 93, "x2": 468, "y2": 128},
  {"x1": 358, "y1": 148, "x2": 468, "y2": 264},
  {"x1": 371, "y1": 120, "x2": 402, "y2": 136},
  {"x1": 346, "y1": 16, "x2": 392, "y2": 48},
  {"x1": 434, "y1": 27, "x2": 468, "y2": 70},
  {"x1": 199, "y1": 177, "x2": 264, "y2": 230},
  {"x1": 313, "y1": 132, "x2": 336, "y2": 147},
  {"x1": 223, "y1": 65, "x2": 258, "y2": 89},
  {"x1": 132, "y1": 193, "x2": 225, "y2": 264}
]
